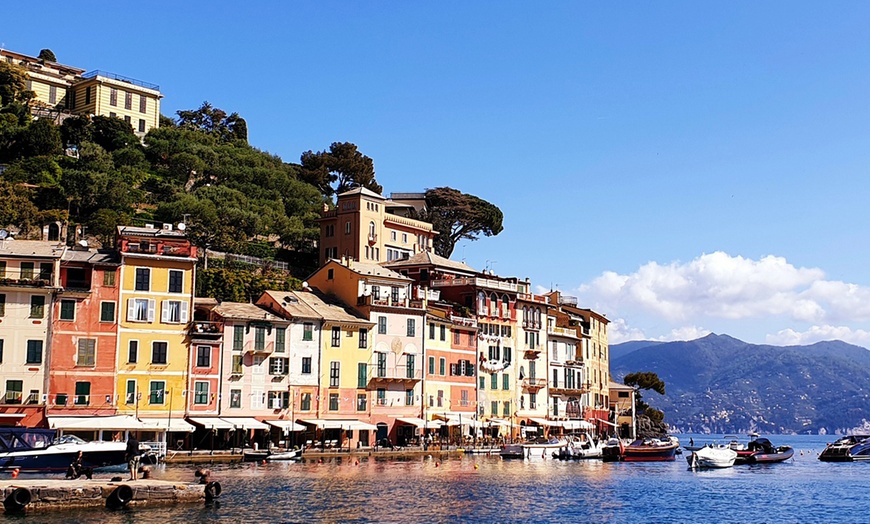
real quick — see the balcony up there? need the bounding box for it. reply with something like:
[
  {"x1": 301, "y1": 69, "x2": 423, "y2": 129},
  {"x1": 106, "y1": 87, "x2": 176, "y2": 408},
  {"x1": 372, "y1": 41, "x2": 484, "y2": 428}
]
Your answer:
[
  {"x1": 0, "y1": 278, "x2": 51, "y2": 288},
  {"x1": 450, "y1": 315, "x2": 478, "y2": 328},
  {"x1": 121, "y1": 240, "x2": 195, "y2": 258},
  {"x1": 367, "y1": 233, "x2": 378, "y2": 245},
  {"x1": 368, "y1": 365, "x2": 423, "y2": 385},
  {"x1": 414, "y1": 287, "x2": 441, "y2": 301},
  {"x1": 521, "y1": 378, "x2": 547, "y2": 391},
  {"x1": 357, "y1": 294, "x2": 408, "y2": 309},
  {"x1": 548, "y1": 326, "x2": 578, "y2": 338},
  {"x1": 549, "y1": 381, "x2": 588, "y2": 396},
  {"x1": 431, "y1": 276, "x2": 518, "y2": 293},
  {"x1": 189, "y1": 321, "x2": 224, "y2": 337},
  {"x1": 244, "y1": 340, "x2": 274, "y2": 355}
]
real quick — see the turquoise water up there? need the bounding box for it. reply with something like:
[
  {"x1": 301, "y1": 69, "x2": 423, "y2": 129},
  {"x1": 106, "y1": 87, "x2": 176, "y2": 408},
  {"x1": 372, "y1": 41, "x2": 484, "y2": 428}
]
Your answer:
[{"x1": 4, "y1": 434, "x2": 869, "y2": 523}]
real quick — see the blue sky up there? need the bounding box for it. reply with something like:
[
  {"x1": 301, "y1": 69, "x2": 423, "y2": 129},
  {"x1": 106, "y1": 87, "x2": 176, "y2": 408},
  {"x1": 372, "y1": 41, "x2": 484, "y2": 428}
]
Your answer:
[{"x1": 5, "y1": 2, "x2": 870, "y2": 347}]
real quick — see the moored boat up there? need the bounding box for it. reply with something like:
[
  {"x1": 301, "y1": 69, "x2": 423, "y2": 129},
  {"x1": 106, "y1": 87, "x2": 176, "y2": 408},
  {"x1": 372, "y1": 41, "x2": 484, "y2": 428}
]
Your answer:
[
  {"x1": 499, "y1": 444, "x2": 525, "y2": 459},
  {"x1": 0, "y1": 427, "x2": 132, "y2": 472},
  {"x1": 818, "y1": 434, "x2": 870, "y2": 462},
  {"x1": 687, "y1": 445, "x2": 737, "y2": 468},
  {"x1": 622, "y1": 437, "x2": 679, "y2": 462},
  {"x1": 553, "y1": 433, "x2": 603, "y2": 460},
  {"x1": 601, "y1": 438, "x2": 626, "y2": 462},
  {"x1": 733, "y1": 437, "x2": 794, "y2": 464}
]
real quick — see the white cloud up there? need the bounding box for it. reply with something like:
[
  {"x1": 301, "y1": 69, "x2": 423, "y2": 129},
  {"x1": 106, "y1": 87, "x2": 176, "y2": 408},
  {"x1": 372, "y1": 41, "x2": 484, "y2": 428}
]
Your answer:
[{"x1": 574, "y1": 251, "x2": 870, "y2": 347}]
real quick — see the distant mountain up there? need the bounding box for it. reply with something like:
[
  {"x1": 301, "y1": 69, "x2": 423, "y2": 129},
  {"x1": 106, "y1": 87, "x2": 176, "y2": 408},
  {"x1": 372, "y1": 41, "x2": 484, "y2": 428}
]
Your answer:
[{"x1": 610, "y1": 334, "x2": 870, "y2": 435}]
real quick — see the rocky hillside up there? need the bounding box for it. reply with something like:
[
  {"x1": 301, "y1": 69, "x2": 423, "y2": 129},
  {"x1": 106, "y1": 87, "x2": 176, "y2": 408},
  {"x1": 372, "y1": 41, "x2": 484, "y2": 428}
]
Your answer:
[{"x1": 610, "y1": 334, "x2": 870, "y2": 435}]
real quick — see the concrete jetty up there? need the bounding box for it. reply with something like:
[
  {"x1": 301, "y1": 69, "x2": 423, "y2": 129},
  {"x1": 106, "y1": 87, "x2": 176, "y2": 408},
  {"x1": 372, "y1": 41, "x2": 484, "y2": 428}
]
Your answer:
[{"x1": 0, "y1": 477, "x2": 216, "y2": 513}]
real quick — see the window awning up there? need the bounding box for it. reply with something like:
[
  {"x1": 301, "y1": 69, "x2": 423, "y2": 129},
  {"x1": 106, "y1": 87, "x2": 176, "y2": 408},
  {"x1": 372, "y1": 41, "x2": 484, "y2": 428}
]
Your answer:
[
  {"x1": 396, "y1": 417, "x2": 428, "y2": 427},
  {"x1": 189, "y1": 417, "x2": 236, "y2": 430},
  {"x1": 265, "y1": 420, "x2": 307, "y2": 432},
  {"x1": 561, "y1": 420, "x2": 595, "y2": 430},
  {"x1": 298, "y1": 419, "x2": 377, "y2": 431},
  {"x1": 219, "y1": 417, "x2": 270, "y2": 430},
  {"x1": 486, "y1": 418, "x2": 512, "y2": 427},
  {"x1": 48, "y1": 415, "x2": 149, "y2": 431},
  {"x1": 445, "y1": 418, "x2": 483, "y2": 428},
  {"x1": 139, "y1": 418, "x2": 195, "y2": 433}
]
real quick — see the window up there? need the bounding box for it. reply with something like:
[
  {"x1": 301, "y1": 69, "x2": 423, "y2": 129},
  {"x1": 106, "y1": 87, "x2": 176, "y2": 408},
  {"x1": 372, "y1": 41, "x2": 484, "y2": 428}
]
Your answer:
[
  {"x1": 125, "y1": 380, "x2": 136, "y2": 404},
  {"x1": 251, "y1": 389, "x2": 264, "y2": 409},
  {"x1": 49, "y1": 85, "x2": 57, "y2": 104},
  {"x1": 269, "y1": 357, "x2": 289, "y2": 375},
  {"x1": 196, "y1": 345, "x2": 211, "y2": 367},
  {"x1": 59, "y1": 299, "x2": 76, "y2": 320},
  {"x1": 77, "y1": 339, "x2": 96, "y2": 367},
  {"x1": 503, "y1": 401, "x2": 511, "y2": 417},
  {"x1": 530, "y1": 393, "x2": 537, "y2": 410},
  {"x1": 30, "y1": 295, "x2": 45, "y2": 318},
  {"x1": 151, "y1": 341, "x2": 168, "y2": 365},
  {"x1": 232, "y1": 355, "x2": 243, "y2": 374},
  {"x1": 344, "y1": 221, "x2": 351, "y2": 235},
  {"x1": 85, "y1": 86, "x2": 91, "y2": 104},
  {"x1": 124, "y1": 91, "x2": 132, "y2": 110},
  {"x1": 327, "y1": 268, "x2": 334, "y2": 280},
  {"x1": 439, "y1": 357, "x2": 446, "y2": 376},
  {"x1": 377, "y1": 353, "x2": 387, "y2": 377},
  {"x1": 41, "y1": 262, "x2": 54, "y2": 281},
  {"x1": 357, "y1": 363, "x2": 367, "y2": 388},
  {"x1": 372, "y1": 286, "x2": 380, "y2": 300},
  {"x1": 103, "y1": 269, "x2": 116, "y2": 287},
  {"x1": 480, "y1": 376, "x2": 485, "y2": 389},
  {"x1": 230, "y1": 389, "x2": 242, "y2": 408},
  {"x1": 139, "y1": 94, "x2": 147, "y2": 113},
  {"x1": 20, "y1": 262, "x2": 34, "y2": 280},
  {"x1": 128, "y1": 340, "x2": 138, "y2": 363},
  {"x1": 377, "y1": 389, "x2": 386, "y2": 405},
  {"x1": 391, "y1": 231, "x2": 397, "y2": 241},
  {"x1": 440, "y1": 325, "x2": 446, "y2": 341},
  {"x1": 161, "y1": 300, "x2": 188, "y2": 323},
  {"x1": 331, "y1": 327, "x2": 341, "y2": 347},
  {"x1": 194, "y1": 382, "x2": 209, "y2": 404},
  {"x1": 491, "y1": 401, "x2": 498, "y2": 416},
  {"x1": 359, "y1": 328, "x2": 368, "y2": 348},
  {"x1": 300, "y1": 393, "x2": 311, "y2": 411},
  {"x1": 74, "y1": 382, "x2": 90, "y2": 405},
  {"x1": 110, "y1": 88, "x2": 118, "y2": 106},
  {"x1": 406, "y1": 318, "x2": 415, "y2": 337},
  {"x1": 302, "y1": 357, "x2": 312, "y2": 374},
  {"x1": 168, "y1": 270, "x2": 183, "y2": 293},
  {"x1": 406, "y1": 355, "x2": 416, "y2": 379},
  {"x1": 138, "y1": 119, "x2": 146, "y2": 133},
  {"x1": 329, "y1": 393, "x2": 339, "y2": 411},
  {"x1": 253, "y1": 356, "x2": 265, "y2": 375},
  {"x1": 26, "y1": 340, "x2": 43, "y2": 364},
  {"x1": 303, "y1": 323, "x2": 313, "y2": 341},
  {"x1": 402, "y1": 233, "x2": 408, "y2": 243},
  {"x1": 94, "y1": 301, "x2": 114, "y2": 322},
  {"x1": 330, "y1": 361, "x2": 340, "y2": 387},
  {"x1": 0, "y1": 339, "x2": 3, "y2": 363},
  {"x1": 275, "y1": 327, "x2": 286, "y2": 352},
  {"x1": 428, "y1": 356, "x2": 435, "y2": 375},
  {"x1": 429, "y1": 323, "x2": 435, "y2": 340},
  {"x1": 378, "y1": 316, "x2": 387, "y2": 334},
  {"x1": 233, "y1": 325, "x2": 244, "y2": 350},
  {"x1": 504, "y1": 347, "x2": 512, "y2": 364},
  {"x1": 503, "y1": 373, "x2": 510, "y2": 391},
  {"x1": 0, "y1": 294, "x2": 4, "y2": 317},
  {"x1": 254, "y1": 326, "x2": 266, "y2": 351},
  {"x1": 391, "y1": 286, "x2": 399, "y2": 304},
  {"x1": 357, "y1": 393, "x2": 367, "y2": 411},
  {"x1": 149, "y1": 381, "x2": 165, "y2": 404},
  {"x1": 134, "y1": 268, "x2": 150, "y2": 291},
  {"x1": 4, "y1": 380, "x2": 22, "y2": 404},
  {"x1": 491, "y1": 373, "x2": 498, "y2": 390},
  {"x1": 269, "y1": 391, "x2": 290, "y2": 409},
  {"x1": 405, "y1": 389, "x2": 414, "y2": 406}
]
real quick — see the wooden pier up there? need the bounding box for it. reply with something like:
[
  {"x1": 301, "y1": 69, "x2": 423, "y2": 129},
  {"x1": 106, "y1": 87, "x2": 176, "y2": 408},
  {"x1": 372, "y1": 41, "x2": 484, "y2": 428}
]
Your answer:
[{"x1": 0, "y1": 478, "x2": 218, "y2": 513}]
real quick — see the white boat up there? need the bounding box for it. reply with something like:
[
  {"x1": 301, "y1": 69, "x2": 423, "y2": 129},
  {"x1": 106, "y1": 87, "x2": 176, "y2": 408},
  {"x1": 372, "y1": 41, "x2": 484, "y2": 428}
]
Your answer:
[
  {"x1": 553, "y1": 433, "x2": 604, "y2": 460},
  {"x1": 522, "y1": 437, "x2": 567, "y2": 459},
  {"x1": 266, "y1": 449, "x2": 302, "y2": 461},
  {"x1": 688, "y1": 445, "x2": 737, "y2": 468}
]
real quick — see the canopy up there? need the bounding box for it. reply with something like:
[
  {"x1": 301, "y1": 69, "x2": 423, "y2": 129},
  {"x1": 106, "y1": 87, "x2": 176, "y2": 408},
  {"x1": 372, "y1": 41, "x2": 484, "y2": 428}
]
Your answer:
[
  {"x1": 562, "y1": 420, "x2": 595, "y2": 430},
  {"x1": 529, "y1": 417, "x2": 561, "y2": 426},
  {"x1": 487, "y1": 418, "x2": 512, "y2": 427},
  {"x1": 219, "y1": 417, "x2": 270, "y2": 430},
  {"x1": 189, "y1": 417, "x2": 236, "y2": 430},
  {"x1": 396, "y1": 417, "x2": 428, "y2": 427},
  {"x1": 49, "y1": 415, "x2": 149, "y2": 431},
  {"x1": 445, "y1": 418, "x2": 483, "y2": 428},
  {"x1": 139, "y1": 418, "x2": 195, "y2": 432},
  {"x1": 298, "y1": 419, "x2": 376, "y2": 431},
  {"x1": 265, "y1": 420, "x2": 307, "y2": 432}
]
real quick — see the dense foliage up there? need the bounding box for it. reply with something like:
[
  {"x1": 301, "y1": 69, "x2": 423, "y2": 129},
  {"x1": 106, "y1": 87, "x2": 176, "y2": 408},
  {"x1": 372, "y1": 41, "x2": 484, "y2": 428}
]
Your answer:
[{"x1": 416, "y1": 187, "x2": 504, "y2": 258}]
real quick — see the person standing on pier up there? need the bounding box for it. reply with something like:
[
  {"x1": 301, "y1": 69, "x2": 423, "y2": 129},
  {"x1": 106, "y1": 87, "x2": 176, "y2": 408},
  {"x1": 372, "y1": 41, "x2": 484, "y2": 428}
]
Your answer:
[{"x1": 126, "y1": 433, "x2": 141, "y2": 481}]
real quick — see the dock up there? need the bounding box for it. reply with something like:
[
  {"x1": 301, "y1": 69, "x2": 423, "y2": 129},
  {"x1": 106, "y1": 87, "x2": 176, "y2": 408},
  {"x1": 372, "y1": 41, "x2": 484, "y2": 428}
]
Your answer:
[{"x1": 0, "y1": 477, "x2": 217, "y2": 513}]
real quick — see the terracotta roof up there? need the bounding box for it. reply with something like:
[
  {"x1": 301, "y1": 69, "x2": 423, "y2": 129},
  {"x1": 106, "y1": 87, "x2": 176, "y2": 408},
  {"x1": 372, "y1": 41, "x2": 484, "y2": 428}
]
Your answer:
[
  {"x1": 336, "y1": 187, "x2": 385, "y2": 200},
  {"x1": 0, "y1": 240, "x2": 65, "y2": 258},
  {"x1": 384, "y1": 250, "x2": 477, "y2": 274},
  {"x1": 213, "y1": 302, "x2": 282, "y2": 322},
  {"x1": 261, "y1": 290, "x2": 371, "y2": 325},
  {"x1": 344, "y1": 260, "x2": 410, "y2": 281},
  {"x1": 259, "y1": 290, "x2": 320, "y2": 320}
]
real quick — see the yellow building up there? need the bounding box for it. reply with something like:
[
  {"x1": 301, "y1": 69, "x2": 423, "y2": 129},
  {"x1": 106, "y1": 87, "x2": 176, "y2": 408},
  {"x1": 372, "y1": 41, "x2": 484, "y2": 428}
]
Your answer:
[
  {"x1": 1, "y1": 49, "x2": 162, "y2": 138},
  {"x1": 114, "y1": 225, "x2": 196, "y2": 429}
]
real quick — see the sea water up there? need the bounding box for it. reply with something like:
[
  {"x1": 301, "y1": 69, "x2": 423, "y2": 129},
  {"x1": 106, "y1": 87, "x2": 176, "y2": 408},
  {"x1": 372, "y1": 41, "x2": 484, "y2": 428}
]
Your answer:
[{"x1": 5, "y1": 434, "x2": 869, "y2": 523}]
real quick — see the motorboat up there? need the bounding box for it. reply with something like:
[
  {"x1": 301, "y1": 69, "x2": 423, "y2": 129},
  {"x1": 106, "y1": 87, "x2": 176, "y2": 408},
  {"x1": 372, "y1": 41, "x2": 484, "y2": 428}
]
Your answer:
[
  {"x1": 243, "y1": 448, "x2": 302, "y2": 462},
  {"x1": 522, "y1": 437, "x2": 567, "y2": 459},
  {"x1": 622, "y1": 437, "x2": 679, "y2": 462},
  {"x1": 499, "y1": 444, "x2": 525, "y2": 459},
  {"x1": 0, "y1": 427, "x2": 131, "y2": 473},
  {"x1": 553, "y1": 434, "x2": 603, "y2": 460},
  {"x1": 818, "y1": 434, "x2": 870, "y2": 462},
  {"x1": 732, "y1": 437, "x2": 794, "y2": 464},
  {"x1": 601, "y1": 437, "x2": 626, "y2": 462},
  {"x1": 687, "y1": 445, "x2": 737, "y2": 468}
]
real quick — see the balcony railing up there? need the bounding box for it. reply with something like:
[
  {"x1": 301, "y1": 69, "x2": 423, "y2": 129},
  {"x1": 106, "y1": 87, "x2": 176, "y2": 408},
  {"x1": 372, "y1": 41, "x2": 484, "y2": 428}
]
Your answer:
[
  {"x1": 368, "y1": 365, "x2": 423, "y2": 383},
  {"x1": 450, "y1": 315, "x2": 478, "y2": 328},
  {"x1": 548, "y1": 326, "x2": 578, "y2": 337},
  {"x1": 189, "y1": 321, "x2": 224, "y2": 336},
  {"x1": 431, "y1": 277, "x2": 518, "y2": 293},
  {"x1": 0, "y1": 278, "x2": 50, "y2": 288},
  {"x1": 3, "y1": 392, "x2": 23, "y2": 404},
  {"x1": 244, "y1": 340, "x2": 274, "y2": 354},
  {"x1": 521, "y1": 378, "x2": 547, "y2": 391},
  {"x1": 357, "y1": 295, "x2": 408, "y2": 308}
]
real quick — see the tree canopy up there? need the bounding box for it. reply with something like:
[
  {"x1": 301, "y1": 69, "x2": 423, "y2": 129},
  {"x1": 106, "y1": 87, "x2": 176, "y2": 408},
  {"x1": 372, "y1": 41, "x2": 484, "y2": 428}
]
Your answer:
[
  {"x1": 416, "y1": 187, "x2": 504, "y2": 258},
  {"x1": 299, "y1": 142, "x2": 382, "y2": 197},
  {"x1": 38, "y1": 49, "x2": 57, "y2": 63},
  {"x1": 624, "y1": 371, "x2": 666, "y2": 425}
]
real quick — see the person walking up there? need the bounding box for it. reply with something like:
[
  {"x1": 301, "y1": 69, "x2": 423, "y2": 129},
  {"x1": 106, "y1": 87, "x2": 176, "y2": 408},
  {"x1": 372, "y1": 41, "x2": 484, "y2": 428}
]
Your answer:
[{"x1": 126, "y1": 433, "x2": 141, "y2": 481}]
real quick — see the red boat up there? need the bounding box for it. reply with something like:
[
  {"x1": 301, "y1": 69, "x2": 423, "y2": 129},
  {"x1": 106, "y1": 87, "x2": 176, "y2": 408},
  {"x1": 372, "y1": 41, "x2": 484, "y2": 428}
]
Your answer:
[{"x1": 622, "y1": 437, "x2": 679, "y2": 462}]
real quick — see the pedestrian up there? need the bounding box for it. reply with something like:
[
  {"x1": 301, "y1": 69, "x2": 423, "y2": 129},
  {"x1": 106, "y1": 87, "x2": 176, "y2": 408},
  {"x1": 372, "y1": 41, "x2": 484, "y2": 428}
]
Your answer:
[{"x1": 126, "y1": 433, "x2": 141, "y2": 481}]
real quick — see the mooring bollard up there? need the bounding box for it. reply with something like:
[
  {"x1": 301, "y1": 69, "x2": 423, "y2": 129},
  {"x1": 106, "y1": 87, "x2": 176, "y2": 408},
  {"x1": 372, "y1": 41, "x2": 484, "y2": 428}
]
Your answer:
[{"x1": 106, "y1": 484, "x2": 134, "y2": 510}]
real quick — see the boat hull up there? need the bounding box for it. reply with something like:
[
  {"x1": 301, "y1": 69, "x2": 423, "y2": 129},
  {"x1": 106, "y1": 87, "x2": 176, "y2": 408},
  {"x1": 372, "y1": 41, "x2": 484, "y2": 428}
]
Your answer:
[
  {"x1": 819, "y1": 435, "x2": 870, "y2": 462},
  {"x1": 687, "y1": 446, "x2": 737, "y2": 468},
  {"x1": 0, "y1": 447, "x2": 128, "y2": 472},
  {"x1": 622, "y1": 439, "x2": 678, "y2": 462},
  {"x1": 734, "y1": 447, "x2": 794, "y2": 464}
]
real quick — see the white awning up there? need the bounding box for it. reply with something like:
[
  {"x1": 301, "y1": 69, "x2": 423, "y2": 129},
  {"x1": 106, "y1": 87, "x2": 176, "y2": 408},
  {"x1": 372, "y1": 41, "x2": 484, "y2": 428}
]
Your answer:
[
  {"x1": 596, "y1": 418, "x2": 618, "y2": 428},
  {"x1": 298, "y1": 419, "x2": 376, "y2": 431},
  {"x1": 529, "y1": 417, "x2": 561, "y2": 426},
  {"x1": 139, "y1": 418, "x2": 196, "y2": 433},
  {"x1": 562, "y1": 420, "x2": 595, "y2": 430},
  {"x1": 220, "y1": 417, "x2": 270, "y2": 430},
  {"x1": 265, "y1": 420, "x2": 306, "y2": 432},
  {"x1": 49, "y1": 415, "x2": 149, "y2": 431},
  {"x1": 348, "y1": 421, "x2": 377, "y2": 431},
  {"x1": 189, "y1": 417, "x2": 236, "y2": 430},
  {"x1": 487, "y1": 418, "x2": 512, "y2": 427},
  {"x1": 396, "y1": 417, "x2": 428, "y2": 427},
  {"x1": 446, "y1": 417, "x2": 483, "y2": 428}
]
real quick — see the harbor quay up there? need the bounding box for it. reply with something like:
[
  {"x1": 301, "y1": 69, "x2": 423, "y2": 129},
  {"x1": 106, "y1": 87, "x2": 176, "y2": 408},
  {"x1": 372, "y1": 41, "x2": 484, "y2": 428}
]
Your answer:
[{"x1": 0, "y1": 477, "x2": 213, "y2": 514}]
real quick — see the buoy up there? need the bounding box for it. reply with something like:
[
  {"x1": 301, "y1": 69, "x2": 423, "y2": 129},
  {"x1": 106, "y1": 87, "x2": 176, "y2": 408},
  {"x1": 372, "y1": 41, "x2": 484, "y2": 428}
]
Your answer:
[
  {"x1": 106, "y1": 484, "x2": 134, "y2": 510},
  {"x1": 474, "y1": 464, "x2": 479, "y2": 470},
  {"x1": 435, "y1": 462, "x2": 440, "y2": 467},
  {"x1": 4, "y1": 487, "x2": 31, "y2": 513}
]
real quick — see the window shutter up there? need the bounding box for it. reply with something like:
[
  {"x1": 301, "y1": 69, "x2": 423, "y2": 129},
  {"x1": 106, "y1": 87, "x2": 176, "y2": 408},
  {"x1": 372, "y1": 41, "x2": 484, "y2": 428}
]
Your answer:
[
  {"x1": 161, "y1": 300, "x2": 169, "y2": 323},
  {"x1": 148, "y1": 299, "x2": 156, "y2": 322},
  {"x1": 127, "y1": 299, "x2": 135, "y2": 321},
  {"x1": 180, "y1": 301, "x2": 189, "y2": 323}
]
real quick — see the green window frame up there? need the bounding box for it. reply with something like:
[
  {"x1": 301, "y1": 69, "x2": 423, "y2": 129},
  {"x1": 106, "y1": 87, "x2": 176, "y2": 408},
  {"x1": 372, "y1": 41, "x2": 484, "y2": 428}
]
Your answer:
[
  {"x1": 149, "y1": 381, "x2": 165, "y2": 404},
  {"x1": 300, "y1": 393, "x2": 311, "y2": 411},
  {"x1": 100, "y1": 302, "x2": 115, "y2": 322},
  {"x1": 26, "y1": 340, "x2": 43, "y2": 364},
  {"x1": 30, "y1": 295, "x2": 45, "y2": 318},
  {"x1": 77, "y1": 339, "x2": 96, "y2": 367},
  {"x1": 491, "y1": 401, "x2": 498, "y2": 416},
  {"x1": 20, "y1": 262, "x2": 34, "y2": 280},
  {"x1": 406, "y1": 355, "x2": 415, "y2": 379},
  {"x1": 59, "y1": 299, "x2": 76, "y2": 321},
  {"x1": 357, "y1": 363, "x2": 368, "y2": 389},
  {"x1": 439, "y1": 357, "x2": 446, "y2": 376},
  {"x1": 428, "y1": 356, "x2": 435, "y2": 375},
  {"x1": 0, "y1": 294, "x2": 5, "y2": 317},
  {"x1": 233, "y1": 325, "x2": 244, "y2": 350},
  {"x1": 479, "y1": 376, "x2": 485, "y2": 389},
  {"x1": 194, "y1": 382, "x2": 209, "y2": 405},
  {"x1": 503, "y1": 373, "x2": 510, "y2": 391},
  {"x1": 303, "y1": 323, "x2": 313, "y2": 341},
  {"x1": 74, "y1": 381, "x2": 90, "y2": 405},
  {"x1": 275, "y1": 327, "x2": 286, "y2": 353},
  {"x1": 103, "y1": 269, "x2": 116, "y2": 287},
  {"x1": 491, "y1": 373, "x2": 498, "y2": 390}
]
